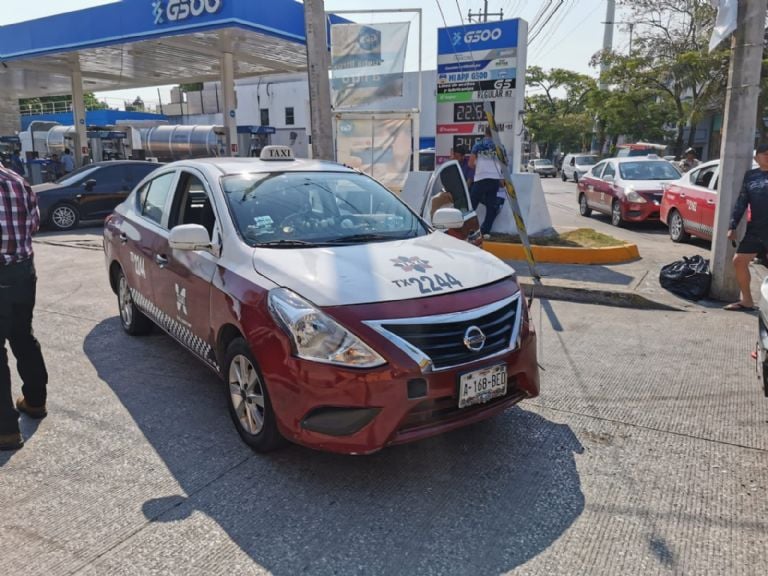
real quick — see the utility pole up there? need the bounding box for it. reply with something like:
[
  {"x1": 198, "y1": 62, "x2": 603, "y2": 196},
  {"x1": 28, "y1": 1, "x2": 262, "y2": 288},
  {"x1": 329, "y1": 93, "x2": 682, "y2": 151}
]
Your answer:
[
  {"x1": 303, "y1": 0, "x2": 334, "y2": 160},
  {"x1": 592, "y1": 0, "x2": 615, "y2": 153},
  {"x1": 711, "y1": 0, "x2": 768, "y2": 300},
  {"x1": 467, "y1": 1, "x2": 504, "y2": 23},
  {"x1": 599, "y1": 0, "x2": 616, "y2": 90}
]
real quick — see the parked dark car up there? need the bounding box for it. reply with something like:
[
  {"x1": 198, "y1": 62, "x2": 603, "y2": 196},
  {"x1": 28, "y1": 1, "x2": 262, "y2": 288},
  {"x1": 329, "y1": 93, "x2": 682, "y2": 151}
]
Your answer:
[{"x1": 33, "y1": 160, "x2": 160, "y2": 231}]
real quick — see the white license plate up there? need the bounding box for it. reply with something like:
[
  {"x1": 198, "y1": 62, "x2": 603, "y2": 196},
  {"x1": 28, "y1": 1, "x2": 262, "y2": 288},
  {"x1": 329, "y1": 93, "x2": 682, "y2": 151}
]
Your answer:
[{"x1": 458, "y1": 364, "x2": 508, "y2": 408}]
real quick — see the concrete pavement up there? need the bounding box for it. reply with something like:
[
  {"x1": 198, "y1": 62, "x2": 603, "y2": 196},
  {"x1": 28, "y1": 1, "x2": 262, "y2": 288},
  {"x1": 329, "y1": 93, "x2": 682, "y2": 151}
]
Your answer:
[{"x1": 0, "y1": 236, "x2": 766, "y2": 575}]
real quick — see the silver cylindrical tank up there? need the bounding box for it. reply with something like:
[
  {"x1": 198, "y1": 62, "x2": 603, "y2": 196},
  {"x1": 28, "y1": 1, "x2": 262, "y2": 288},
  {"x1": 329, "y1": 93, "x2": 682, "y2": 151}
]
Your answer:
[
  {"x1": 141, "y1": 125, "x2": 225, "y2": 160},
  {"x1": 46, "y1": 125, "x2": 77, "y2": 156}
]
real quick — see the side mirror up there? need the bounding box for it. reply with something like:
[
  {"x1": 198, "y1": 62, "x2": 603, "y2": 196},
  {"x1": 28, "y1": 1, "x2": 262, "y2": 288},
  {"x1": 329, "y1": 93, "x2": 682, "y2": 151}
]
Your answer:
[
  {"x1": 83, "y1": 178, "x2": 97, "y2": 191},
  {"x1": 603, "y1": 174, "x2": 614, "y2": 183},
  {"x1": 432, "y1": 207, "x2": 464, "y2": 230},
  {"x1": 169, "y1": 224, "x2": 213, "y2": 252}
]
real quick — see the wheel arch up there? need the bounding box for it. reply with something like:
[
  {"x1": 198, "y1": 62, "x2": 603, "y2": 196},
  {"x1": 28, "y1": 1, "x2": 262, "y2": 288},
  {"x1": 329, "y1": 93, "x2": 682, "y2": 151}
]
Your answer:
[
  {"x1": 216, "y1": 323, "x2": 246, "y2": 371},
  {"x1": 108, "y1": 260, "x2": 122, "y2": 294}
]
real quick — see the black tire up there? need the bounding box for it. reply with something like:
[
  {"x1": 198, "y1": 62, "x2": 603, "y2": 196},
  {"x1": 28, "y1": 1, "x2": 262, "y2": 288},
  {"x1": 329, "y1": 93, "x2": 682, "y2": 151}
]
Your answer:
[
  {"x1": 579, "y1": 193, "x2": 592, "y2": 217},
  {"x1": 574, "y1": 172, "x2": 579, "y2": 184},
  {"x1": 116, "y1": 267, "x2": 153, "y2": 336},
  {"x1": 49, "y1": 203, "x2": 80, "y2": 231},
  {"x1": 611, "y1": 200, "x2": 623, "y2": 227},
  {"x1": 224, "y1": 338, "x2": 284, "y2": 452},
  {"x1": 668, "y1": 209, "x2": 690, "y2": 243},
  {"x1": 561, "y1": 171, "x2": 567, "y2": 181}
]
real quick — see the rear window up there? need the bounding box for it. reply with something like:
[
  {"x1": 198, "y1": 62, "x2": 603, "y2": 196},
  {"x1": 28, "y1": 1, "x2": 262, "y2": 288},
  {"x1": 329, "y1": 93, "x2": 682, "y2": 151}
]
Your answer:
[
  {"x1": 575, "y1": 156, "x2": 598, "y2": 166},
  {"x1": 534, "y1": 159, "x2": 553, "y2": 166},
  {"x1": 619, "y1": 161, "x2": 681, "y2": 181}
]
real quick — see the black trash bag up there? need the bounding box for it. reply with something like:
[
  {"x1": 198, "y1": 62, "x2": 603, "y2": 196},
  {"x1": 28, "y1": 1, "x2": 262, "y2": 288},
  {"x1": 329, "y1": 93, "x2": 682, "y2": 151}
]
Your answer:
[{"x1": 659, "y1": 255, "x2": 711, "y2": 300}]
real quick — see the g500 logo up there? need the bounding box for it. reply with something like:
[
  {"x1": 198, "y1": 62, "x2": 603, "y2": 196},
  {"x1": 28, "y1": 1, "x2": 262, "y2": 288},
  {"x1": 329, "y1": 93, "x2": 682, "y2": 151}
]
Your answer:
[
  {"x1": 152, "y1": 0, "x2": 222, "y2": 25},
  {"x1": 463, "y1": 28, "x2": 502, "y2": 44}
]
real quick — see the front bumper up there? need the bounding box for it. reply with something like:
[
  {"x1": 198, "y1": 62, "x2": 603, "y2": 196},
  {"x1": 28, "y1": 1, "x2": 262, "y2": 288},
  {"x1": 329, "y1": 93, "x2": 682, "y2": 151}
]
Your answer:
[
  {"x1": 253, "y1": 283, "x2": 539, "y2": 454},
  {"x1": 622, "y1": 201, "x2": 660, "y2": 222}
]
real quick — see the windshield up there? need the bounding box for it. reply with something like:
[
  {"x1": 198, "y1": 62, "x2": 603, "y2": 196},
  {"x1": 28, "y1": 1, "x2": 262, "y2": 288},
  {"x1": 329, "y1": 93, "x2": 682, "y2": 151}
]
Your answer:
[
  {"x1": 575, "y1": 156, "x2": 598, "y2": 166},
  {"x1": 54, "y1": 164, "x2": 100, "y2": 186},
  {"x1": 534, "y1": 160, "x2": 553, "y2": 166},
  {"x1": 221, "y1": 171, "x2": 428, "y2": 247},
  {"x1": 619, "y1": 161, "x2": 681, "y2": 181}
]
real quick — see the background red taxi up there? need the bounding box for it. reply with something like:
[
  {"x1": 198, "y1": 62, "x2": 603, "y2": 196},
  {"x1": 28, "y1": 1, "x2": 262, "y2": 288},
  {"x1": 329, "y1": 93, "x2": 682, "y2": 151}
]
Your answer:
[
  {"x1": 577, "y1": 156, "x2": 682, "y2": 226},
  {"x1": 661, "y1": 159, "x2": 756, "y2": 242}
]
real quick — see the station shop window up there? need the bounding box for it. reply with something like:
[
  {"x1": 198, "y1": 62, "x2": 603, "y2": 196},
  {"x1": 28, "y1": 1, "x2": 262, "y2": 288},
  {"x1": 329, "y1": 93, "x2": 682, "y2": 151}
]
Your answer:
[
  {"x1": 260, "y1": 108, "x2": 269, "y2": 126},
  {"x1": 285, "y1": 107, "x2": 295, "y2": 126}
]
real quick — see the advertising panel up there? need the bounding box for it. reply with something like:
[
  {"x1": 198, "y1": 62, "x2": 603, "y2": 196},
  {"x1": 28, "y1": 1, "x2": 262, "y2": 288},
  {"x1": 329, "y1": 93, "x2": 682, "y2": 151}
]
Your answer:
[
  {"x1": 335, "y1": 114, "x2": 413, "y2": 192},
  {"x1": 435, "y1": 19, "x2": 527, "y2": 172},
  {"x1": 331, "y1": 22, "x2": 410, "y2": 109}
]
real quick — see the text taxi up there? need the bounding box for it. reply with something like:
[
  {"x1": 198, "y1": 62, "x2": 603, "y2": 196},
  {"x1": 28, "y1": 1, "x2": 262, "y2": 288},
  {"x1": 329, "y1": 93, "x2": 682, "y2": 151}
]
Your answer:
[{"x1": 103, "y1": 146, "x2": 539, "y2": 454}]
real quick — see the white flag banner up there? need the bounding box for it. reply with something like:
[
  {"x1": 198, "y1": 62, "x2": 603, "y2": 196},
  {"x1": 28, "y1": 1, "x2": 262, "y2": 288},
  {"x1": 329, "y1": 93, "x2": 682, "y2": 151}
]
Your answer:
[
  {"x1": 331, "y1": 22, "x2": 410, "y2": 108},
  {"x1": 709, "y1": 0, "x2": 738, "y2": 52}
]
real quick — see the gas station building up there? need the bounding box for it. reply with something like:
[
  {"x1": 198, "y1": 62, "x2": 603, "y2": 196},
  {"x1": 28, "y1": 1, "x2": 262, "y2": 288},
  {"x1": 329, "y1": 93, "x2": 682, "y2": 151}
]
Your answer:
[{"x1": 0, "y1": 0, "x2": 316, "y2": 166}]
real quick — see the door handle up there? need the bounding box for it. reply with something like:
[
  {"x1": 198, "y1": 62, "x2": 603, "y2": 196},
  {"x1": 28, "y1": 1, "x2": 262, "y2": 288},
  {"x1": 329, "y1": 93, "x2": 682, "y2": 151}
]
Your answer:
[
  {"x1": 679, "y1": 193, "x2": 686, "y2": 198},
  {"x1": 155, "y1": 254, "x2": 168, "y2": 267},
  {"x1": 706, "y1": 199, "x2": 715, "y2": 205},
  {"x1": 75, "y1": 194, "x2": 82, "y2": 200},
  {"x1": 119, "y1": 232, "x2": 128, "y2": 244}
]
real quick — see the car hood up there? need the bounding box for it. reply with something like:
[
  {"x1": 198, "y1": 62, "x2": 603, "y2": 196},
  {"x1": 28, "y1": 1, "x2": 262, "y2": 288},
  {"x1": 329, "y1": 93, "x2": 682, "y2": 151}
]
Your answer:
[
  {"x1": 620, "y1": 179, "x2": 669, "y2": 192},
  {"x1": 31, "y1": 183, "x2": 62, "y2": 194},
  {"x1": 252, "y1": 231, "x2": 514, "y2": 306}
]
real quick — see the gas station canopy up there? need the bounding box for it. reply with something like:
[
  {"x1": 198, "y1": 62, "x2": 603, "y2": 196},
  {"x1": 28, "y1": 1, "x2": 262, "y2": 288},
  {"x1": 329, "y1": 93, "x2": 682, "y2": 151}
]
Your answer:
[{"x1": 0, "y1": 0, "x2": 313, "y2": 98}]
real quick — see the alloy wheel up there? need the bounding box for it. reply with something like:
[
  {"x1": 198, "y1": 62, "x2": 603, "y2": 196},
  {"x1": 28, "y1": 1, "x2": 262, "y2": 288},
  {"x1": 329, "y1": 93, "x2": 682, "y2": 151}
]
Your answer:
[
  {"x1": 229, "y1": 354, "x2": 265, "y2": 435},
  {"x1": 52, "y1": 205, "x2": 77, "y2": 230},
  {"x1": 669, "y1": 210, "x2": 687, "y2": 242},
  {"x1": 611, "y1": 201, "x2": 622, "y2": 226},
  {"x1": 118, "y1": 275, "x2": 133, "y2": 328}
]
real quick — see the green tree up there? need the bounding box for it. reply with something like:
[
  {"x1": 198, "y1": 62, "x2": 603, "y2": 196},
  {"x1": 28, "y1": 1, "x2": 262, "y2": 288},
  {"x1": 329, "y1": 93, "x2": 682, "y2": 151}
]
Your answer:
[
  {"x1": 594, "y1": 0, "x2": 730, "y2": 156},
  {"x1": 19, "y1": 93, "x2": 109, "y2": 114},
  {"x1": 524, "y1": 66, "x2": 597, "y2": 158}
]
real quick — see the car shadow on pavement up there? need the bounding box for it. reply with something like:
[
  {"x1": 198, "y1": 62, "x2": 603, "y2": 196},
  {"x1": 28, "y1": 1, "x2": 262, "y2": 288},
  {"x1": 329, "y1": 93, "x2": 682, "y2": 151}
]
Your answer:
[
  {"x1": 509, "y1": 260, "x2": 636, "y2": 286},
  {"x1": 84, "y1": 318, "x2": 585, "y2": 575}
]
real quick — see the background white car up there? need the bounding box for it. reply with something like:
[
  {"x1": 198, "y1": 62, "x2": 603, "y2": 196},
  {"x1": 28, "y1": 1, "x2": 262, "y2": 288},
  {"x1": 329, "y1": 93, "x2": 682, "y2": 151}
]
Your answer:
[{"x1": 561, "y1": 153, "x2": 599, "y2": 183}]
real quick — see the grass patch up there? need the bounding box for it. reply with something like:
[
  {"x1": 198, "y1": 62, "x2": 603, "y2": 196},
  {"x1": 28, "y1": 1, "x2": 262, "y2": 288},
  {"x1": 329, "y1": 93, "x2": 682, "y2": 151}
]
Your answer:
[{"x1": 487, "y1": 228, "x2": 626, "y2": 248}]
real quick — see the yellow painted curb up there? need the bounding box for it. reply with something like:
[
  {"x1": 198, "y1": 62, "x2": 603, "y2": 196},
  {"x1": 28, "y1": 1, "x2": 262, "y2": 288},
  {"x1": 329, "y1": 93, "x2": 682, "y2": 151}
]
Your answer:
[{"x1": 483, "y1": 241, "x2": 640, "y2": 265}]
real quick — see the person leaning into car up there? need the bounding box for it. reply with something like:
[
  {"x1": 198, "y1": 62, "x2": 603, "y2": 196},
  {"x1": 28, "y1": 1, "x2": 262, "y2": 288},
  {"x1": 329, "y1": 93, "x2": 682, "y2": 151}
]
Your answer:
[
  {"x1": 725, "y1": 143, "x2": 768, "y2": 311},
  {"x1": 0, "y1": 165, "x2": 49, "y2": 451}
]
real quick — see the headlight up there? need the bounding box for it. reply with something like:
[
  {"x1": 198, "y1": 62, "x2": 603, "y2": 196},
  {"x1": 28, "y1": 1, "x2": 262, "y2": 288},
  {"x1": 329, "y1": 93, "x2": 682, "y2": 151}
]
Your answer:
[
  {"x1": 268, "y1": 288, "x2": 386, "y2": 368},
  {"x1": 625, "y1": 186, "x2": 647, "y2": 203}
]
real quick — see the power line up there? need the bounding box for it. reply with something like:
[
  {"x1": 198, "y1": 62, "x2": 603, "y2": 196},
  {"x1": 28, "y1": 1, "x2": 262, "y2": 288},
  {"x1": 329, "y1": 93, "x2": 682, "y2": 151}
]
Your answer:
[
  {"x1": 531, "y1": 0, "x2": 577, "y2": 51},
  {"x1": 534, "y1": 1, "x2": 603, "y2": 65},
  {"x1": 529, "y1": 0, "x2": 565, "y2": 43}
]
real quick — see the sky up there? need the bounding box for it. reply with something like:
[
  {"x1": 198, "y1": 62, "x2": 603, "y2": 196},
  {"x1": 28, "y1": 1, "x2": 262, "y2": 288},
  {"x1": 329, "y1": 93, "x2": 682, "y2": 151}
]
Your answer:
[{"x1": 0, "y1": 0, "x2": 631, "y2": 109}]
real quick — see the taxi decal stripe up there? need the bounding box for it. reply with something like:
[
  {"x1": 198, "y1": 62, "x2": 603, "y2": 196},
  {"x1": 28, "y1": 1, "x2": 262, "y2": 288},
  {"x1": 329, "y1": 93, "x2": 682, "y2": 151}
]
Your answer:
[
  {"x1": 681, "y1": 217, "x2": 714, "y2": 239},
  {"x1": 130, "y1": 287, "x2": 218, "y2": 370}
]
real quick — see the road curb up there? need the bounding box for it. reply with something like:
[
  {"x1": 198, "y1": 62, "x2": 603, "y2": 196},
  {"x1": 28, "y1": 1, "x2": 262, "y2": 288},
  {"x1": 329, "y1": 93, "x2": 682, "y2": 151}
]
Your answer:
[
  {"x1": 520, "y1": 280, "x2": 683, "y2": 311},
  {"x1": 484, "y1": 241, "x2": 640, "y2": 265}
]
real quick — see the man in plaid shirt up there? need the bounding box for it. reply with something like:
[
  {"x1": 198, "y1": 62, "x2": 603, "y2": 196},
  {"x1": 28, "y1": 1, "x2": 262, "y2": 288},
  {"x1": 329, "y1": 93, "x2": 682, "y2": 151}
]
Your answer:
[{"x1": 0, "y1": 165, "x2": 48, "y2": 451}]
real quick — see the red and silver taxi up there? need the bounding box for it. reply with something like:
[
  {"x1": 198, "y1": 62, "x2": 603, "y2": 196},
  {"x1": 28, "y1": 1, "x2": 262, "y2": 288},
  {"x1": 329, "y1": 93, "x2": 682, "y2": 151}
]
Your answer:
[
  {"x1": 577, "y1": 156, "x2": 682, "y2": 226},
  {"x1": 103, "y1": 146, "x2": 539, "y2": 454},
  {"x1": 661, "y1": 159, "x2": 756, "y2": 242}
]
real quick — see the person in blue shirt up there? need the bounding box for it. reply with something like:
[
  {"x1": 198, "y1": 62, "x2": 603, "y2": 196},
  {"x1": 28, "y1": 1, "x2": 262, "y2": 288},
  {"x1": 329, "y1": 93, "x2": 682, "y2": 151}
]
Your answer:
[
  {"x1": 725, "y1": 143, "x2": 768, "y2": 310},
  {"x1": 468, "y1": 127, "x2": 506, "y2": 239},
  {"x1": 61, "y1": 148, "x2": 75, "y2": 174},
  {"x1": 451, "y1": 145, "x2": 474, "y2": 188}
]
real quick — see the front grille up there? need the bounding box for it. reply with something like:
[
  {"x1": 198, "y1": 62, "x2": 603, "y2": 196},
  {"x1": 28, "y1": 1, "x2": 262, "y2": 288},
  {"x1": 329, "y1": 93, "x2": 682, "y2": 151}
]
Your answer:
[{"x1": 375, "y1": 295, "x2": 520, "y2": 370}]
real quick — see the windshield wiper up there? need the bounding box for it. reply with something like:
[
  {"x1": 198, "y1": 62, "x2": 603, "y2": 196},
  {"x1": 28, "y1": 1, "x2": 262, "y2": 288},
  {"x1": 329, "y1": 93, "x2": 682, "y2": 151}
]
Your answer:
[
  {"x1": 326, "y1": 233, "x2": 408, "y2": 244},
  {"x1": 254, "y1": 239, "x2": 317, "y2": 248}
]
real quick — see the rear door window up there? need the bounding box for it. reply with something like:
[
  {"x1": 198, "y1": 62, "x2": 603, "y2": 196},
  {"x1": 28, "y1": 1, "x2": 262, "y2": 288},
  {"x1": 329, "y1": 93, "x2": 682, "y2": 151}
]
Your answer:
[{"x1": 138, "y1": 171, "x2": 176, "y2": 227}]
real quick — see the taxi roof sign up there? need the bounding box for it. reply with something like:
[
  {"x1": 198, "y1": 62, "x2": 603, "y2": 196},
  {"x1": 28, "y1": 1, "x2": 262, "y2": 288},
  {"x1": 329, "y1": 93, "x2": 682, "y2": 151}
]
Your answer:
[{"x1": 260, "y1": 146, "x2": 295, "y2": 161}]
